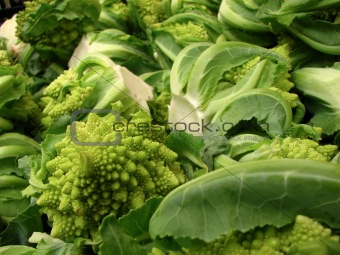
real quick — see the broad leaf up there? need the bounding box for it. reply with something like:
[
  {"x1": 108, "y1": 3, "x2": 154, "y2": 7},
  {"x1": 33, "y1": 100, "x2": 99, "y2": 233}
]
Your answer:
[
  {"x1": 0, "y1": 205, "x2": 43, "y2": 246},
  {"x1": 118, "y1": 197, "x2": 163, "y2": 238},
  {"x1": 98, "y1": 214, "x2": 147, "y2": 255},
  {"x1": 150, "y1": 159, "x2": 340, "y2": 242}
]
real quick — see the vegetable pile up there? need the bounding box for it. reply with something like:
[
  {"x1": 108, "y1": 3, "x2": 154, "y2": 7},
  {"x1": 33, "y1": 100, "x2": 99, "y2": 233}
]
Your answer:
[{"x1": 1, "y1": 0, "x2": 340, "y2": 254}]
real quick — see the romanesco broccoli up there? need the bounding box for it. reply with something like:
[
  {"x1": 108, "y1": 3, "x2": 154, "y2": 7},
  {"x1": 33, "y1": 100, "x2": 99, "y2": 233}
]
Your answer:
[
  {"x1": 179, "y1": 215, "x2": 339, "y2": 255},
  {"x1": 240, "y1": 136, "x2": 339, "y2": 162},
  {"x1": 16, "y1": 0, "x2": 101, "y2": 54},
  {"x1": 0, "y1": 50, "x2": 11, "y2": 66},
  {"x1": 37, "y1": 111, "x2": 185, "y2": 240},
  {"x1": 40, "y1": 53, "x2": 154, "y2": 130},
  {"x1": 222, "y1": 43, "x2": 299, "y2": 109},
  {"x1": 127, "y1": 0, "x2": 167, "y2": 30},
  {"x1": 160, "y1": 21, "x2": 209, "y2": 45}
]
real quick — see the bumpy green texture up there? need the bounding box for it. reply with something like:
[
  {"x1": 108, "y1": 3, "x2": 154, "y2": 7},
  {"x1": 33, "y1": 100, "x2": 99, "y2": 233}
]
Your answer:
[
  {"x1": 40, "y1": 53, "x2": 155, "y2": 131},
  {"x1": 39, "y1": 69, "x2": 83, "y2": 128},
  {"x1": 127, "y1": 0, "x2": 167, "y2": 29},
  {"x1": 268, "y1": 44, "x2": 299, "y2": 104},
  {"x1": 0, "y1": 50, "x2": 11, "y2": 66},
  {"x1": 37, "y1": 111, "x2": 185, "y2": 240},
  {"x1": 161, "y1": 21, "x2": 209, "y2": 44},
  {"x1": 240, "y1": 136, "x2": 339, "y2": 162},
  {"x1": 182, "y1": 215, "x2": 339, "y2": 255}
]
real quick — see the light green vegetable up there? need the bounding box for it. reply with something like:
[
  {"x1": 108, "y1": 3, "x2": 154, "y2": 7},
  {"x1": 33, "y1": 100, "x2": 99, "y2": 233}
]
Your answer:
[
  {"x1": 217, "y1": 0, "x2": 276, "y2": 47},
  {"x1": 163, "y1": 0, "x2": 221, "y2": 16},
  {"x1": 98, "y1": 0, "x2": 131, "y2": 32},
  {"x1": 168, "y1": 41, "x2": 299, "y2": 136},
  {"x1": 68, "y1": 29, "x2": 159, "y2": 75},
  {"x1": 150, "y1": 159, "x2": 340, "y2": 242},
  {"x1": 0, "y1": 50, "x2": 43, "y2": 135},
  {"x1": 15, "y1": 0, "x2": 101, "y2": 63},
  {"x1": 34, "y1": 111, "x2": 185, "y2": 240},
  {"x1": 127, "y1": 0, "x2": 168, "y2": 31},
  {"x1": 291, "y1": 62, "x2": 340, "y2": 135},
  {"x1": 239, "y1": 136, "x2": 339, "y2": 162},
  {"x1": 149, "y1": 12, "x2": 222, "y2": 67},
  {"x1": 181, "y1": 215, "x2": 340, "y2": 255},
  {"x1": 257, "y1": 0, "x2": 340, "y2": 55},
  {"x1": 41, "y1": 53, "x2": 154, "y2": 130}
]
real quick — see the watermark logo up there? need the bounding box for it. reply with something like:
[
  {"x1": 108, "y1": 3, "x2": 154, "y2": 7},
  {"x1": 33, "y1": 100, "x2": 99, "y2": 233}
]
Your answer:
[
  {"x1": 70, "y1": 109, "x2": 122, "y2": 146},
  {"x1": 70, "y1": 109, "x2": 271, "y2": 145}
]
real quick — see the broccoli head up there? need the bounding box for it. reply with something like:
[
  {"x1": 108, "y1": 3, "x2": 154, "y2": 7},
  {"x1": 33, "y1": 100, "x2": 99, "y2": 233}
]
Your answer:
[
  {"x1": 0, "y1": 50, "x2": 11, "y2": 66},
  {"x1": 239, "y1": 136, "x2": 338, "y2": 162},
  {"x1": 127, "y1": 0, "x2": 168, "y2": 31},
  {"x1": 181, "y1": 215, "x2": 339, "y2": 255},
  {"x1": 36, "y1": 111, "x2": 185, "y2": 240},
  {"x1": 40, "y1": 53, "x2": 154, "y2": 130}
]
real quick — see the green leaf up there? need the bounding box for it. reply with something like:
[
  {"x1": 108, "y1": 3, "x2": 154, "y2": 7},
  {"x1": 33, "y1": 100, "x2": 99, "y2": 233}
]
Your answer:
[
  {"x1": 0, "y1": 175, "x2": 28, "y2": 199},
  {"x1": 29, "y1": 232, "x2": 86, "y2": 255},
  {"x1": 98, "y1": 214, "x2": 147, "y2": 255},
  {"x1": 151, "y1": 30, "x2": 185, "y2": 61},
  {"x1": 0, "y1": 245, "x2": 36, "y2": 255},
  {"x1": 218, "y1": 0, "x2": 271, "y2": 32},
  {"x1": 212, "y1": 89, "x2": 293, "y2": 136},
  {"x1": 38, "y1": 134, "x2": 65, "y2": 182},
  {"x1": 291, "y1": 66, "x2": 340, "y2": 135},
  {"x1": 149, "y1": 159, "x2": 340, "y2": 242},
  {"x1": 170, "y1": 42, "x2": 212, "y2": 95},
  {"x1": 0, "y1": 75, "x2": 26, "y2": 108},
  {"x1": 0, "y1": 204, "x2": 43, "y2": 246},
  {"x1": 284, "y1": 124, "x2": 321, "y2": 141},
  {"x1": 288, "y1": 18, "x2": 340, "y2": 55},
  {"x1": 165, "y1": 131, "x2": 207, "y2": 170},
  {"x1": 186, "y1": 42, "x2": 287, "y2": 105},
  {"x1": 0, "y1": 158, "x2": 19, "y2": 176},
  {"x1": 0, "y1": 197, "x2": 30, "y2": 220},
  {"x1": 118, "y1": 197, "x2": 163, "y2": 239}
]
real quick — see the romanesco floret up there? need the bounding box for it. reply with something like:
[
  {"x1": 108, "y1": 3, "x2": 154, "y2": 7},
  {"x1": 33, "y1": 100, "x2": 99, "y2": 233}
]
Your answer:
[
  {"x1": 271, "y1": 43, "x2": 291, "y2": 69},
  {"x1": 271, "y1": 72, "x2": 294, "y2": 92},
  {"x1": 271, "y1": 137, "x2": 338, "y2": 161},
  {"x1": 240, "y1": 136, "x2": 339, "y2": 162},
  {"x1": 41, "y1": 69, "x2": 78, "y2": 100},
  {"x1": 288, "y1": 215, "x2": 339, "y2": 245},
  {"x1": 223, "y1": 56, "x2": 261, "y2": 86},
  {"x1": 183, "y1": 215, "x2": 338, "y2": 255},
  {"x1": 40, "y1": 69, "x2": 90, "y2": 128},
  {"x1": 0, "y1": 50, "x2": 11, "y2": 66},
  {"x1": 269, "y1": 87, "x2": 299, "y2": 108},
  {"x1": 187, "y1": 235, "x2": 227, "y2": 255},
  {"x1": 161, "y1": 22, "x2": 209, "y2": 45},
  {"x1": 130, "y1": 0, "x2": 167, "y2": 28},
  {"x1": 37, "y1": 111, "x2": 186, "y2": 240}
]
